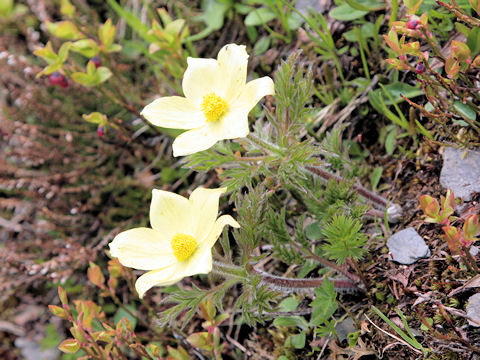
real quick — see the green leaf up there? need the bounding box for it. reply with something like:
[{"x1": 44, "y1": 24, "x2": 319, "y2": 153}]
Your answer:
[
  {"x1": 329, "y1": 4, "x2": 368, "y2": 21},
  {"x1": 99, "y1": 19, "x2": 116, "y2": 48},
  {"x1": 343, "y1": 0, "x2": 384, "y2": 11},
  {"x1": 83, "y1": 112, "x2": 107, "y2": 125},
  {"x1": 377, "y1": 82, "x2": 423, "y2": 105},
  {"x1": 291, "y1": 331, "x2": 306, "y2": 349},
  {"x1": 58, "y1": 339, "x2": 79, "y2": 354},
  {"x1": 96, "y1": 67, "x2": 112, "y2": 84},
  {"x1": 305, "y1": 221, "x2": 322, "y2": 240},
  {"x1": 0, "y1": 0, "x2": 13, "y2": 16},
  {"x1": 311, "y1": 280, "x2": 338, "y2": 326},
  {"x1": 70, "y1": 39, "x2": 99, "y2": 58},
  {"x1": 187, "y1": 0, "x2": 229, "y2": 42},
  {"x1": 287, "y1": 11, "x2": 304, "y2": 30},
  {"x1": 105, "y1": 0, "x2": 156, "y2": 43},
  {"x1": 113, "y1": 305, "x2": 137, "y2": 330},
  {"x1": 43, "y1": 64, "x2": 62, "y2": 75},
  {"x1": 253, "y1": 36, "x2": 270, "y2": 55},
  {"x1": 371, "y1": 306, "x2": 427, "y2": 355},
  {"x1": 71, "y1": 72, "x2": 95, "y2": 86},
  {"x1": 58, "y1": 42, "x2": 72, "y2": 62},
  {"x1": 245, "y1": 7, "x2": 277, "y2": 26},
  {"x1": 278, "y1": 296, "x2": 299, "y2": 312},
  {"x1": 454, "y1": 101, "x2": 477, "y2": 121},
  {"x1": 467, "y1": 28, "x2": 480, "y2": 56},
  {"x1": 273, "y1": 316, "x2": 309, "y2": 330},
  {"x1": 202, "y1": 0, "x2": 229, "y2": 30},
  {"x1": 46, "y1": 21, "x2": 82, "y2": 40},
  {"x1": 105, "y1": 43, "x2": 122, "y2": 53},
  {"x1": 385, "y1": 128, "x2": 396, "y2": 155},
  {"x1": 370, "y1": 167, "x2": 383, "y2": 191}
]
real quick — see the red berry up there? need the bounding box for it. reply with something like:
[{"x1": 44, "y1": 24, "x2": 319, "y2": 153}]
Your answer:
[
  {"x1": 91, "y1": 56, "x2": 101, "y2": 68},
  {"x1": 407, "y1": 19, "x2": 419, "y2": 30},
  {"x1": 415, "y1": 63, "x2": 425, "y2": 74},
  {"x1": 59, "y1": 77, "x2": 69, "y2": 88},
  {"x1": 49, "y1": 72, "x2": 64, "y2": 86},
  {"x1": 97, "y1": 125, "x2": 105, "y2": 137}
]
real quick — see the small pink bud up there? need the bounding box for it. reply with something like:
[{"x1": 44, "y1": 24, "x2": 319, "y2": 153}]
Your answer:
[{"x1": 97, "y1": 125, "x2": 104, "y2": 137}]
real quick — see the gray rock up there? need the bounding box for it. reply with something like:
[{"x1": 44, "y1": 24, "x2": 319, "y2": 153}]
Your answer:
[
  {"x1": 335, "y1": 317, "x2": 356, "y2": 343},
  {"x1": 295, "y1": 0, "x2": 323, "y2": 16},
  {"x1": 14, "y1": 338, "x2": 59, "y2": 360},
  {"x1": 440, "y1": 147, "x2": 480, "y2": 201},
  {"x1": 471, "y1": 246, "x2": 479, "y2": 257},
  {"x1": 387, "y1": 228, "x2": 431, "y2": 264},
  {"x1": 466, "y1": 293, "x2": 480, "y2": 327}
]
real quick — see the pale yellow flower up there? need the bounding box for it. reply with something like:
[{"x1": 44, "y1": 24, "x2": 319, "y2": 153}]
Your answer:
[
  {"x1": 109, "y1": 187, "x2": 239, "y2": 298},
  {"x1": 141, "y1": 43, "x2": 275, "y2": 156}
]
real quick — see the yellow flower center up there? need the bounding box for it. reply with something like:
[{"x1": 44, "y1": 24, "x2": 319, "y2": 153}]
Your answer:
[
  {"x1": 171, "y1": 233, "x2": 198, "y2": 261},
  {"x1": 201, "y1": 92, "x2": 228, "y2": 122}
]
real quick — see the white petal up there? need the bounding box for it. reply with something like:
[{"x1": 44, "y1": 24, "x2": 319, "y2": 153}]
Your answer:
[
  {"x1": 189, "y1": 187, "x2": 227, "y2": 243},
  {"x1": 231, "y1": 77, "x2": 275, "y2": 113},
  {"x1": 216, "y1": 108, "x2": 250, "y2": 140},
  {"x1": 206, "y1": 215, "x2": 240, "y2": 247},
  {"x1": 134, "y1": 244, "x2": 214, "y2": 298},
  {"x1": 172, "y1": 122, "x2": 224, "y2": 156},
  {"x1": 182, "y1": 58, "x2": 220, "y2": 106},
  {"x1": 135, "y1": 265, "x2": 182, "y2": 298},
  {"x1": 150, "y1": 189, "x2": 192, "y2": 236},
  {"x1": 109, "y1": 228, "x2": 176, "y2": 270},
  {"x1": 178, "y1": 243, "x2": 213, "y2": 277},
  {"x1": 217, "y1": 44, "x2": 248, "y2": 102},
  {"x1": 140, "y1": 96, "x2": 205, "y2": 129}
]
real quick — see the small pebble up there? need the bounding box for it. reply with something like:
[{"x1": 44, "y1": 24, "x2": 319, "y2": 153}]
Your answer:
[
  {"x1": 440, "y1": 147, "x2": 480, "y2": 202},
  {"x1": 387, "y1": 227, "x2": 431, "y2": 265},
  {"x1": 466, "y1": 293, "x2": 480, "y2": 327}
]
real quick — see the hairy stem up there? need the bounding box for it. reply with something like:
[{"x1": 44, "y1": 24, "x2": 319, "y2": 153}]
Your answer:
[
  {"x1": 212, "y1": 261, "x2": 362, "y2": 292},
  {"x1": 253, "y1": 268, "x2": 361, "y2": 292}
]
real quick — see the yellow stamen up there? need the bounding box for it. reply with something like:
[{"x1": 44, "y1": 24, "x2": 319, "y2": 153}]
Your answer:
[
  {"x1": 171, "y1": 233, "x2": 198, "y2": 261},
  {"x1": 201, "y1": 92, "x2": 228, "y2": 122}
]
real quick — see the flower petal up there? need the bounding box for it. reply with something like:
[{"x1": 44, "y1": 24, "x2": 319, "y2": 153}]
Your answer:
[
  {"x1": 217, "y1": 44, "x2": 248, "y2": 102},
  {"x1": 215, "y1": 108, "x2": 250, "y2": 140},
  {"x1": 206, "y1": 215, "x2": 240, "y2": 247},
  {"x1": 150, "y1": 189, "x2": 192, "y2": 236},
  {"x1": 172, "y1": 122, "x2": 224, "y2": 156},
  {"x1": 189, "y1": 187, "x2": 227, "y2": 243},
  {"x1": 178, "y1": 242, "x2": 213, "y2": 277},
  {"x1": 134, "y1": 244, "x2": 214, "y2": 298},
  {"x1": 135, "y1": 265, "x2": 182, "y2": 298},
  {"x1": 231, "y1": 76, "x2": 275, "y2": 113},
  {"x1": 141, "y1": 96, "x2": 205, "y2": 129},
  {"x1": 182, "y1": 58, "x2": 220, "y2": 106},
  {"x1": 109, "y1": 228, "x2": 176, "y2": 270}
]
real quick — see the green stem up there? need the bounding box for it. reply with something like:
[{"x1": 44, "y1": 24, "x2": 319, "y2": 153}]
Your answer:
[{"x1": 212, "y1": 261, "x2": 247, "y2": 278}]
